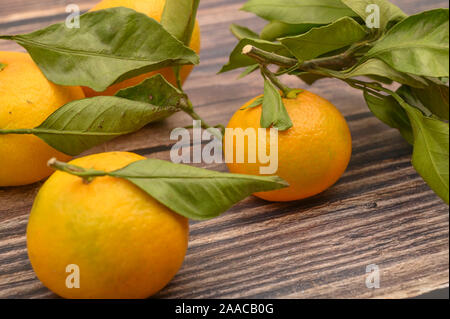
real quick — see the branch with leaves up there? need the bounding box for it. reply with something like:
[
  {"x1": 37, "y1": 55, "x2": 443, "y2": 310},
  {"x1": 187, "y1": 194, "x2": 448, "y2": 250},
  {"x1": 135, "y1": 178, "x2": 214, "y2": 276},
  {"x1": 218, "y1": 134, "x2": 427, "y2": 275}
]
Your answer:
[
  {"x1": 0, "y1": 0, "x2": 290, "y2": 219},
  {"x1": 0, "y1": 2, "x2": 223, "y2": 156},
  {"x1": 47, "y1": 158, "x2": 288, "y2": 220},
  {"x1": 220, "y1": 0, "x2": 449, "y2": 204}
]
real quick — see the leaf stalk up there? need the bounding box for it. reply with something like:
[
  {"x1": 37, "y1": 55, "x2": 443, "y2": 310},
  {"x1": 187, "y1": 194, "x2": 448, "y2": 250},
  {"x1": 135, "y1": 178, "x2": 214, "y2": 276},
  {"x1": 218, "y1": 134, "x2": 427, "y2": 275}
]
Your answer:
[
  {"x1": 47, "y1": 158, "x2": 107, "y2": 183},
  {"x1": 260, "y1": 65, "x2": 292, "y2": 97},
  {"x1": 0, "y1": 128, "x2": 34, "y2": 135},
  {"x1": 181, "y1": 103, "x2": 224, "y2": 140}
]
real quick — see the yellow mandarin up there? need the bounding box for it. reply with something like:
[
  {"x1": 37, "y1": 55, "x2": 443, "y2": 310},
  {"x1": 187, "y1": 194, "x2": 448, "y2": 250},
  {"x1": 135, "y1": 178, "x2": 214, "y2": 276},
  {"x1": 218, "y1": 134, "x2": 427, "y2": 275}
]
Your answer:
[
  {"x1": 27, "y1": 152, "x2": 189, "y2": 299},
  {"x1": 226, "y1": 90, "x2": 352, "y2": 202},
  {"x1": 0, "y1": 51, "x2": 85, "y2": 187}
]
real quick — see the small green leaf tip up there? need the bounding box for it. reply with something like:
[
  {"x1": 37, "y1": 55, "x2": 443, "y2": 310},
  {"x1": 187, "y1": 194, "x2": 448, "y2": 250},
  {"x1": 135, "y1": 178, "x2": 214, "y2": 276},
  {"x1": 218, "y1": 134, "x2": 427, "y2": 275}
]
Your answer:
[{"x1": 286, "y1": 89, "x2": 304, "y2": 99}]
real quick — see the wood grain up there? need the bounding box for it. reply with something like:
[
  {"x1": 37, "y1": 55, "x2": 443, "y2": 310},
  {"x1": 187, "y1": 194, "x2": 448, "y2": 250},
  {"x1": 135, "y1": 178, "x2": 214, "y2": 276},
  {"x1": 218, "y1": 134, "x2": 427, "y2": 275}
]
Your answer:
[{"x1": 0, "y1": 0, "x2": 448, "y2": 299}]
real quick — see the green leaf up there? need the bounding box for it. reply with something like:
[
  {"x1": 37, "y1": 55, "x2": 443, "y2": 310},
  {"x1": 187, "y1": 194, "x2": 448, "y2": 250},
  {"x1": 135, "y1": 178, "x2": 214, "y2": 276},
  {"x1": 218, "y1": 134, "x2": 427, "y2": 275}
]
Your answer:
[
  {"x1": 261, "y1": 79, "x2": 293, "y2": 130},
  {"x1": 28, "y1": 76, "x2": 185, "y2": 156},
  {"x1": 161, "y1": 0, "x2": 199, "y2": 45},
  {"x1": 230, "y1": 24, "x2": 260, "y2": 40},
  {"x1": 410, "y1": 81, "x2": 449, "y2": 121},
  {"x1": 160, "y1": 0, "x2": 200, "y2": 88},
  {"x1": 0, "y1": 62, "x2": 5, "y2": 71},
  {"x1": 294, "y1": 72, "x2": 329, "y2": 85},
  {"x1": 238, "y1": 64, "x2": 259, "y2": 79},
  {"x1": 401, "y1": 102, "x2": 449, "y2": 204},
  {"x1": 341, "y1": 0, "x2": 407, "y2": 31},
  {"x1": 280, "y1": 17, "x2": 367, "y2": 61},
  {"x1": 365, "y1": 9, "x2": 449, "y2": 77},
  {"x1": 260, "y1": 21, "x2": 320, "y2": 41},
  {"x1": 109, "y1": 159, "x2": 289, "y2": 220},
  {"x1": 337, "y1": 59, "x2": 428, "y2": 88},
  {"x1": 241, "y1": 96, "x2": 264, "y2": 110},
  {"x1": 397, "y1": 86, "x2": 433, "y2": 117},
  {"x1": 242, "y1": 0, "x2": 356, "y2": 24},
  {"x1": 0, "y1": 8, "x2": 199, "y2": 92},
  {"x1": 31, "y1": 96, "x2": 177, "y2": 156},
  {"x1": 363, "y1": 91, "x2": 413, "y2": 144},
  {"x1": 219, "y1": 38, "x2": 291, "y2": 73},
  {"x1": 116, "y1": 74, "x2": 187, "y2": 107}
]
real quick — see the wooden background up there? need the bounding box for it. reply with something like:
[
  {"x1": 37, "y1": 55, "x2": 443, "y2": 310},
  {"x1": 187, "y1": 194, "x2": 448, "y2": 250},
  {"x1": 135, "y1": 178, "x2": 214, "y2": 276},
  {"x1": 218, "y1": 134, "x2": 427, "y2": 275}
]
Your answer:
[{"x1": 0, "y1": 0, "x2": 448, "y2": 299}]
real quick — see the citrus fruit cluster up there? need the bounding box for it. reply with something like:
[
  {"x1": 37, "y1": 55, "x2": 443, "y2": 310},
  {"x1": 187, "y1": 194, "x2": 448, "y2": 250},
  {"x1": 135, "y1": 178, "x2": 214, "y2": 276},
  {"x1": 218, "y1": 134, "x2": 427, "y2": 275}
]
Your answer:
[
  {"x1": 0, "y1": 0, "x2": 353, "y2": 300},
  {"x1": 1, "y1": 0, "x2": 201, "y2": 299},
  {"x1": 0, "y1": 0, "x2": 200, "y2": 187}
]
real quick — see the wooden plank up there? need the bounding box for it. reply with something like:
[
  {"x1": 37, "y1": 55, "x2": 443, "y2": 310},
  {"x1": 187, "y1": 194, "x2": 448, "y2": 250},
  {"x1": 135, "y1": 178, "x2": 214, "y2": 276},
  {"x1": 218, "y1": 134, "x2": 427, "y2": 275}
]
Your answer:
[{"x1": 0, "y1": 0, "x2": 448, "y2": 299}]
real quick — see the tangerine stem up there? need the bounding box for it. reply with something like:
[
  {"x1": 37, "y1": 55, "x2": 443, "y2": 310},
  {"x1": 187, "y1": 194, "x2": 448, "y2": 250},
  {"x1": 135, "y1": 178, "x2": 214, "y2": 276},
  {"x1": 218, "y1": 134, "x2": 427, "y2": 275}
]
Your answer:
[
  {"x1": 242, "y1": 43, "x2": 369, "y2": 72},
  {"x1": 48, "y1": 158, "x2": 107, "y2": 183},
  {"x1": 242, "y1": 45, "x2": 297, "y2": 68},
  {"x1": 260, "y1": 65, "x2": 292, "y2": 97}
]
